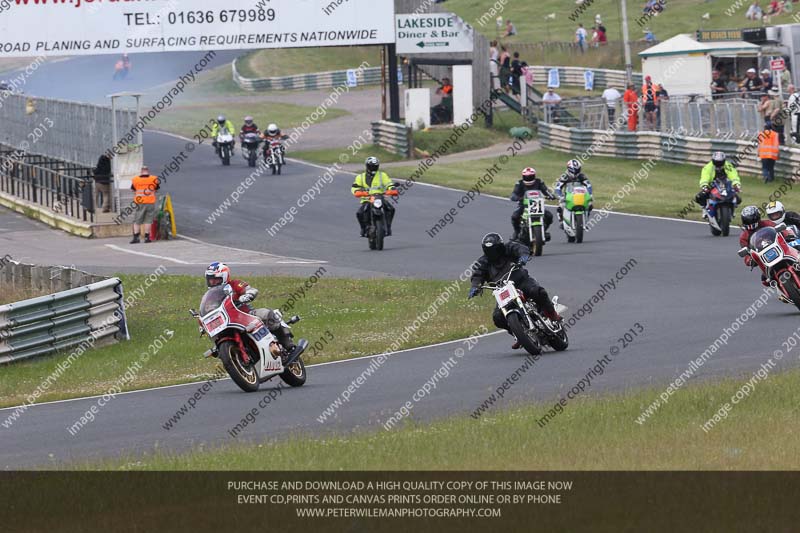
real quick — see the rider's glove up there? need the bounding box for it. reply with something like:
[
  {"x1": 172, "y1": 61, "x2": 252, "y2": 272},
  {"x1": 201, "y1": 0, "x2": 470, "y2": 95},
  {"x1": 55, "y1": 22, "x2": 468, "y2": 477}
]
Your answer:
[
  {"x1": 238, "y1": 294, "x2": 254, "y2": 303},
  {"x1": 744, "y1": 255, "x2": 754, "y2": 267},
  {"x1": 519, "y1": 255, "x2": 531, "y2": 265},
  {"x1": 733, "y1": 184, "x2": 741, "y2": 193},
  {"x1": 701, "y1": 185, "x2": 710, "y2": 192},
  {"x1": 547, "y1": 194, "x2": 557, "y2": 201},
  {"x1": 468, "y1": 287, "x2": 480, "y2": 299}
]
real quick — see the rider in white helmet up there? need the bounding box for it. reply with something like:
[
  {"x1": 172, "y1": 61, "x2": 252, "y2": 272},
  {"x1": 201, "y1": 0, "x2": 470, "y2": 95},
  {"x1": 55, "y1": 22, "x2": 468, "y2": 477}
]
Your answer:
[{"x1": 766, "y1": 200, "x2": 800, "y2": 235}]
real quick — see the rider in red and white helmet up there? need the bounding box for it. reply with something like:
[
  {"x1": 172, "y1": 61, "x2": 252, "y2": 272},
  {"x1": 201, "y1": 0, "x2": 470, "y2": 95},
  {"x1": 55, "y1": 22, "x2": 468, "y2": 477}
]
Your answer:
[
  {"x1": 205, "y1": 262, "x2": 295, "y2": 351},
  {"x1": 510, "y1": 167, "x2": 556, "y2": 240}
]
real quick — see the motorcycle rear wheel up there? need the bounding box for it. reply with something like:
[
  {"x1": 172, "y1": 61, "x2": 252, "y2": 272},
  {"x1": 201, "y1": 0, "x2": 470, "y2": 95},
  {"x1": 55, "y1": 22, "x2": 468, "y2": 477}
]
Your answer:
[
  {"x1": 280, "y1": 358, "x2": 307, "y2": 387},
  {"x1": 507, "y1": 313, "x2": 541, "y2": 356},
  {"x1": 219, "y1": 341, "x2": 259, "y2": 392}
]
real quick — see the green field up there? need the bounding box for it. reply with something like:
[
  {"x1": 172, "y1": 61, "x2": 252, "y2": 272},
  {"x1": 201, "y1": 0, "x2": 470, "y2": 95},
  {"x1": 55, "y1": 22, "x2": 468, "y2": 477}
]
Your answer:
[
  {"x1": 236, "y1": 47, "x2": 380, "y2": 79},
  {"x1": 0, "y1": 274, "x2": 491, "y2": 408},
  {"x1": 89, "y1": 365, "x2": 800, "y2": 470},
  {"x1": 149, "y1": 102, "x2": 348, "y2": 140},
  {"x1": 390, "y1": 147, "x2": 786, "y2": 221}
]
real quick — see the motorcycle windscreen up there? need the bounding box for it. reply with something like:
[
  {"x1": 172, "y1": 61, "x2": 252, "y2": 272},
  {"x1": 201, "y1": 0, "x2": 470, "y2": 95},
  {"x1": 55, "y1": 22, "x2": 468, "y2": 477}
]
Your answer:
[
  {"x1": 750, "y1": 227, "x2": 778, "y2": 252},
  {"x1": 200, "y1": 286, "x2": 227, "y2": 315}
]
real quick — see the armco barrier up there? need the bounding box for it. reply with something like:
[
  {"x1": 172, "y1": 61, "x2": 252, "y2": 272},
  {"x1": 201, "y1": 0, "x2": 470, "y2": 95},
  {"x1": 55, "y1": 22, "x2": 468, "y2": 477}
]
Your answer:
[
  {"x1": 232, "y1": 59, "x2": 383, "y2": 92},
  {"x1": 0, "y1": 263, "x2": 128, "y2": 365},
  {"x1": 526, "y1": 66, "x2": 642, "y2": 89},
  {"x1": 539, "y1": 122, "x2": 800, "y2": 179},
  {"x1": 371, "y1": 121, "x2": 412, "y2": 158}
]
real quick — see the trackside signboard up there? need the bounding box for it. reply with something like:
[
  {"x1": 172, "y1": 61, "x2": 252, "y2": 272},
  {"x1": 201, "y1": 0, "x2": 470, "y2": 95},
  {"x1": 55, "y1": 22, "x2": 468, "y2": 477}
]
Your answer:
[
  {"x1": 395, "y1": 13, "x2": 474, "y2": 54},
  {"x1": 0, "y1": 0, "x2": 395, "y2": 57}
]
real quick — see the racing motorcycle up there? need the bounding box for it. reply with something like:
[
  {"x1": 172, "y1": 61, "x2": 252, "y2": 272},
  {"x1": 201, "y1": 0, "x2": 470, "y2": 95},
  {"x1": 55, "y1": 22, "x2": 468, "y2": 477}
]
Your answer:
[
  {"x1": 478, "y1": 264, "x2": 569, "y2": 356},
  {"x1": 516, "y1": 189, "x2": 548, "y2": 256},
  {"x1": 216, "y1": 131, "x2": 235, "y2": 166},
  {"x1": 560, "y1": 182, "x2": 591, "y2": 243},
  {"x1": 189, "y1": 285, "x2": 308, "y2": 392},
  {"x1": 241, "y1": 133, "x2": 262, "y2": 168},
  {"x1": 264, "y1": 138, "x2": 286, "y2": 175},
  {"x1": 738, "y1": 222, "x2": 800, "y2": 310},
  {"x1": 705, "y1": 174, "x2": 738, "y2": 237},
  {"x1": 355, "y1": 189, "x2": 398, "y2": 251}
]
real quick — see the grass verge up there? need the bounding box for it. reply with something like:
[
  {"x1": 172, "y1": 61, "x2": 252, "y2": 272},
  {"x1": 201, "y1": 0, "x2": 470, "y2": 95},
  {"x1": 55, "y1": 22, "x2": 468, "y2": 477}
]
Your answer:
[
  {"x1": 0, "y1": 274, "x2": 487, "y2": 408},
  {"x1": 89, "y1": 366, "x2": 800, "y2": 470},
  {"x1": 236, "y1": 47, "x2": 380, "y2": 79},
  {"x1": 390, "y1": 147, "x2": 784, "y2": 221},
  {"x1": 149, "y1": 102, "x2": 348, "y2": 140}
]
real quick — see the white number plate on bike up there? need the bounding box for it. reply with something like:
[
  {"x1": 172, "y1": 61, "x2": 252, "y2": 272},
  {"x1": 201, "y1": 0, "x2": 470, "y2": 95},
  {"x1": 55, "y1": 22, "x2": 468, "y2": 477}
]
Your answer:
[
  {"x1": 203, "y1": 313, "x2": 226, "y2": 337},
  {"x1": 494, "y1": 284, "x2": 518, "y2": 307},
  {"x1": 526, "y1": 191, "x2": 545, "y2": 215}
]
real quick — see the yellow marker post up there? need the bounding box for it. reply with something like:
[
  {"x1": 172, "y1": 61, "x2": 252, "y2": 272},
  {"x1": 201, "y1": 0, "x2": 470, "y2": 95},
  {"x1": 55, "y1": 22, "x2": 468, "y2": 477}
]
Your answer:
[{"x1": 163, "y1": 194, "x2": 177, "y2": 237}]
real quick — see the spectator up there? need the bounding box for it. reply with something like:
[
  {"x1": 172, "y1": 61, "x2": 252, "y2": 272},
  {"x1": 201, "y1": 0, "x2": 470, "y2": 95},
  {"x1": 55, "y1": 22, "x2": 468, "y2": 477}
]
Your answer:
[
  {"x1": 656, "y1": 84, "x2": 669, "y2": 129},
  {"x1": 760, "y1": 69, "x2": 774, "y2": 92},
  {"x1": 710, "y1": 69, "x2": 727, "y2": 100},
  {"x1": 641, "y1": 75, "x2": 660, "y2": 130},
  {"x1": 758, "y1": 123, "x2": 779, "y2": 183},
  {"x1": 575, "y1": 23, "x2": 588, "y2": 54},
  {"x1": 601, "y1": 84, "x2": 622, "y2": 124},
  {"x1": 641, "y1": 28, "x2": 657, "y2": 43},
  {"x1": 746, "y1": 1, "x2": 763, "y2": 20},
  {"x1": 489, "y1": 40, "x2": 500, "y2": 90},
  {"x1": 130, "y1": 166, "x2": 160, "y2": 244},
  {"x1": 767, "y1": 0, "x2": 783, "y2": 15},
  {"x1": 740, "y1": 68, "x2": 764, "y2": 98},
  {"x1": 511, "y1": 52, "x2": 527, "y2": 96},
  {"x1": 431, "y1": 77, "x2": 453, "y2": 124},
  {"x1": 787, "y1": 84, "x2": 800, "y2": 143},
  {"x1": 542, "y1": 87, "x2": 562, "y2": 122},
  {"x1": 597, "y1": 24, "x2": 608, "y2": 45},
  {"x1": 623, "y1": 83, "x2": 639, "y2": 131},
  {"x1": 499, "y1": 46, "x2": 511, "y2": 92},
  {"x1": 92, "y1": 154, "x2": 112, "y2": 213},
  {"x1": 504, "y1": 19, "x2": 516, "y2": 37}
]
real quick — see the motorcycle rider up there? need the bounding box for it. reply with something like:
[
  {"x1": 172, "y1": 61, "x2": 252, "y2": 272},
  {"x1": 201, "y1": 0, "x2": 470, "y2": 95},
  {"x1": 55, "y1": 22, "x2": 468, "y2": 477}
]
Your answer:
[
  {"x1": 766, "y1": 200, "x2": 800, "y2": 231},
  {"x1": 240, "y1": 116, "x2": 260, "y2": 137},
  {"x1": 510, "y1": 167, "x2": 556, "y2": 241},
  {"x1": 262, "y1": 123, "x2": 285, "y2": 161},
  {"x1": 211, "y1": 115, "x2": 236, "y2": 155},
  {"x1": 352, "y1": 156, "x2": 396, "y2": 237},
  {"x1": 468, "y1": 233, "x2": 562, "y2": 349},
  {"x1": 696, "y1": 151, "x2": 741, "y2": 219},
  {"x1": 205, "y1": 262, "x2": 296, "y2": 353},
  {"x1": 555, "y1": 159, "x2": 593, "y2": 222}
]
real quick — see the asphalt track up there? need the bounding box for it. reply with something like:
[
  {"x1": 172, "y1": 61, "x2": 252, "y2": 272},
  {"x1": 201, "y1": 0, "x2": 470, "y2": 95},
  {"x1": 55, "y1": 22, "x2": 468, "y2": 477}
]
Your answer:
[{"x1": 3, "y1": 54, "x2": 800, "y2": 468}]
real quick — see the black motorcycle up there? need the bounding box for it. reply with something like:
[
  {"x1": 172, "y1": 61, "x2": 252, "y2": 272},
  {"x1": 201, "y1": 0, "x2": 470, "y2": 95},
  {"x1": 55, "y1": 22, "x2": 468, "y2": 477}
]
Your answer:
[{"x1": 356, "y1": 190, "x2": 398, "y2": 251}]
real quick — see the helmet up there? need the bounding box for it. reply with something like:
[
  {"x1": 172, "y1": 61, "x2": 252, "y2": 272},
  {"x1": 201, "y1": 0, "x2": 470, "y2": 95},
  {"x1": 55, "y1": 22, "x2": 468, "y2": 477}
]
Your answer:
[
  {"x1": 521, "y1": 167, "x2": 537, "y2": 185},
  {"x1": 741, "y1": 206, "x2": 761, "y2": 231},
  {"x1": 217, "y1": 115, "x2": 226, "y2": 124},
  {"x1": 267, "y1": 123, "x2": 279, "y2": 136},
  {"x1": 244, "y1": 116, "x2": 254, "y2": 126},
  {"x1": 481, "y1": 232, "x2": 505, "y2": 263},
  {"x1": 566, "y1": 159, "x2": 582, "y2": 177},
  {"x1": 365, "y1": 156, "x2": 380, "y2": 173},
  {"x1": 766, "y1": 200, "x2": 786, "y2": 224},
  {"x1": 712, "y1": 151, "x2": 726, "y2": 167},
  {"x1": 205, "y1": 261, "x2": 230, "y2": 288}
]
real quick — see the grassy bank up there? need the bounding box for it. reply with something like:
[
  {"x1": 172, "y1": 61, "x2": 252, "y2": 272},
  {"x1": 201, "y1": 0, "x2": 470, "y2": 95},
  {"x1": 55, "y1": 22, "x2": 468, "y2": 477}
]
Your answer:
[
  {"x1": 91, "y1": 366, "x2": 800, "y2": 470},
  {"x1": 390, "y1": 147, "x2": 785, "y2": 221},
  {"x1": 236, "y1": 47, "x2": 380, "y2": 79},
  {"x1": 0, "y1": 274, "x2": 486, "y2": 408}
]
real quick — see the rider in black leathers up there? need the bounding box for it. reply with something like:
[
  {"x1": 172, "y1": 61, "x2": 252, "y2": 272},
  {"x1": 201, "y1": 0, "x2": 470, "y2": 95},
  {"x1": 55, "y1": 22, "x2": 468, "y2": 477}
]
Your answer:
[
  {"x1": 468, "y1": 233, "x2": 562, "y2": 349},
  {"x1": 510, "y1": 167, "x2": 556, "y2": 240}
]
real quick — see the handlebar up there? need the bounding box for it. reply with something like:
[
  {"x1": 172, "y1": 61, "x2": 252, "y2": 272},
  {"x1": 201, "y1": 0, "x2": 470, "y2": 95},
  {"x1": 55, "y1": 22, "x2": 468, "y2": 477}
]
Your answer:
[{"x1": 477, "y1": 264, "x2": 521, "y2": 291}]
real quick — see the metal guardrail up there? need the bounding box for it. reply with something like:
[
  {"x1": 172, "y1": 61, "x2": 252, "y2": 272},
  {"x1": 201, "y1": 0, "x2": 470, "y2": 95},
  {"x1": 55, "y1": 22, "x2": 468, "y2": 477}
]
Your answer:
[
  {"x1": 371, "y1": 120, "x2": 412, "y2": 158},
  {"x1": 0, "y1": 264, "x2": 128, "y2": 365},
  {"x1": 524, "y1": 65, "x2": 643, "y2": 89},
  {"x1": 0, "y1": 147, "x2": 95, "y2": 223},
  {"x1": 232, "y1": 59, "x2": 383, "y2": 92},
  {"x1": 539, "y1": 122, "x2": 800, "y2": 179}
]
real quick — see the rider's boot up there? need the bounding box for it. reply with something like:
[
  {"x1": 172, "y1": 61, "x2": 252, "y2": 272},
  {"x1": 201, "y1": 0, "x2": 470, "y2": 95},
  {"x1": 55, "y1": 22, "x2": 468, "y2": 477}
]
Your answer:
[
  {"x1": 511, "y1": 337, "x2": 522, "y2": 349},
  {"x1": 272, "y1": 325, "x2": 296, "y2": 353},
  {"x1": 543, "y1": 308, "x2": 563, "y2": 322},
  {"x1": 511, "y1": 221, "x2": 521, "y2": 240}
]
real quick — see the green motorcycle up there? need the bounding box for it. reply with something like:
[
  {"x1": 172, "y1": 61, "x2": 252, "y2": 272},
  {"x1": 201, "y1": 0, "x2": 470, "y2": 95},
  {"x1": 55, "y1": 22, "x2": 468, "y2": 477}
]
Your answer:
[{"x1": 561, "y1": 182, "x2": 592, "y2": 243}]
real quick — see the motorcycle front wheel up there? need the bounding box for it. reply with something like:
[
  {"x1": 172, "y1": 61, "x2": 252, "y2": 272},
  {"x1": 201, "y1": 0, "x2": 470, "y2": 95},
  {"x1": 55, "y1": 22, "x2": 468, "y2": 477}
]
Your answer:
[
  {"x1": 575, "y1": 213, "x2": 585, "y2": 243},
  {"x1": 375, "y1": 218, "x2": 385, "y2": 250},
  {"x1": 280, "y1": 358, "x2": 307, "y2": 387},
  {"x1": 507, "y1": 313, "x2": 541, "y2": 356},
  {"x1": 219, "y1": 340, "x2": 259, "y2": 392},
  {"x1": 780, "y1": 272, "x2": 800, "y2": 312},
  {"x1": 718, "y1": 205, "x2": 732, "y2": 237},
  {"x1": 532, "y1": 225, "x2": 544, "y2": 256}
]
